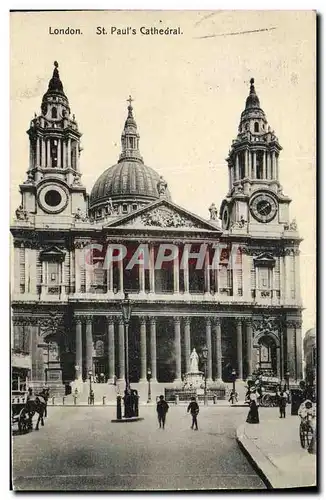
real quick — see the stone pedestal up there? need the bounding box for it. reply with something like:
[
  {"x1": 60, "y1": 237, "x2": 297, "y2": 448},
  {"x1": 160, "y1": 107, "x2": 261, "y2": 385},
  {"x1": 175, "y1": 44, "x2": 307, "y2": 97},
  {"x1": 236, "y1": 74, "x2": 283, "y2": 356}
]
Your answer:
[{"x1": 183, "y1": 371, "x2": 204, "y2": 389}]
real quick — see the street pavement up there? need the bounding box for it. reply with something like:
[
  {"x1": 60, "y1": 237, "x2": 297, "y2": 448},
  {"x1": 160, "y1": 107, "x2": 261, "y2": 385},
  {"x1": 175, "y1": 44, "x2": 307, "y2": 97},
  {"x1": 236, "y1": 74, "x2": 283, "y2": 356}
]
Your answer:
[
  {"x1": 12, "y1": 405, "x2": 266, "y2": 491},
  {"x1": 237, "y1": 413, "x2": 317, "y2": 489}
]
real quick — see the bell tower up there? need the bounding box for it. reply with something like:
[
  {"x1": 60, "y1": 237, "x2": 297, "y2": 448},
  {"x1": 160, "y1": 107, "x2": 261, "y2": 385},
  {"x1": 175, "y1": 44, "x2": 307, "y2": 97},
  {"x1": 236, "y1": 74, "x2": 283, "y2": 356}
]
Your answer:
[
  {"x1": 219, "y1": 78, "x2": 292, "y2": 235},
  {"x1": 18, "y1": 61, "x2": 87, "y2": 223}
]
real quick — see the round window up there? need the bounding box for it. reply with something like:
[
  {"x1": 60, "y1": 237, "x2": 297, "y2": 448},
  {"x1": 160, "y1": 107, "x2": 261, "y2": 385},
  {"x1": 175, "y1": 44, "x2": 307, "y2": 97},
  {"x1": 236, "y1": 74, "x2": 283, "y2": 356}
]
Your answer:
[{"x1": 44, "y1": 190, "x2": 62, "y2": 207}]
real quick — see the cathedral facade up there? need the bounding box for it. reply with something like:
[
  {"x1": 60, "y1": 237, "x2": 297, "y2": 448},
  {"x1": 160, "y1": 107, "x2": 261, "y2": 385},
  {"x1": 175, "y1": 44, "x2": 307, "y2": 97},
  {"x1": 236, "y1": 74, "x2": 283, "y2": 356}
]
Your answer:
[{"x1": 11, "y1": 63, "x2": 303, "y2": 393}]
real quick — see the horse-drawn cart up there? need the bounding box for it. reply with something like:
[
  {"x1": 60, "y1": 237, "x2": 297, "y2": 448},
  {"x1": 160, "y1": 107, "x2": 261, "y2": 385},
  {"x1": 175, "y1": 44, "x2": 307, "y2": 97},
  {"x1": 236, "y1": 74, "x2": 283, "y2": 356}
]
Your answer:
[{"x1": 12, "y1": 391, "x2": 31, "y2": 433}]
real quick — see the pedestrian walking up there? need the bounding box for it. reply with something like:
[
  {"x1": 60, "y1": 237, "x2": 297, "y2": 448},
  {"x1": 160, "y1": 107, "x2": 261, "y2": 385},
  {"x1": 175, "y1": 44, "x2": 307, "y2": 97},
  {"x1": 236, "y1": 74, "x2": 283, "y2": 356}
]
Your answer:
[
  {"x1": 278, "y1": 391, "x2": 287, "y2": 418},
  {"x1": 228, "y1": 389, "x2": 238, "y2": 405},
  {"x1": 187, "y1": 397, "x2": 199, "y2": 430},
  {"x1": 156, "y1": 395, "x2": 169, "y2": 429},
  {"x1": 246, "y1": 390, "x2": 259, "y2": 424},
  {"x1": 89, "y1": 389, "x2": 95, "y2": 405}
]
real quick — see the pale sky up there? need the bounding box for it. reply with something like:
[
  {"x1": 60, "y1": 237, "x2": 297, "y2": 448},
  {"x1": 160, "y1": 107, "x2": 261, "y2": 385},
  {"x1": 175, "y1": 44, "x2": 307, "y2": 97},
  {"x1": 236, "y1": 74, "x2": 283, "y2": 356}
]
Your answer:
[{"x1": 10, "y1": 10, "x2": 316, "y2": 334}]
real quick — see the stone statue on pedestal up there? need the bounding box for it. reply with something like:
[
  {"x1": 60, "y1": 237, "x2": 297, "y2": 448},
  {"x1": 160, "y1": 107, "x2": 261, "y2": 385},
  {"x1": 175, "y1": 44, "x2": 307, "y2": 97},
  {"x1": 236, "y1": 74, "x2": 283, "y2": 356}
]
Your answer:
[{"x1": 190, "y1": 348, "x2": 199, "y2": 373}]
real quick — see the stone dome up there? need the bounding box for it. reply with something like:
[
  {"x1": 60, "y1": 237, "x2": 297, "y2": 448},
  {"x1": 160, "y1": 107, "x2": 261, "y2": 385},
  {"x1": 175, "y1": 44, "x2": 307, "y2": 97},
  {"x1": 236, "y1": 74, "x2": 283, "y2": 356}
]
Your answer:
[
  {"x1": 89, "y1": 161, "x2": 171, "y2": 207},
  {"x1": 89, "y1": 98, "x2": 171, "y2": 215}
]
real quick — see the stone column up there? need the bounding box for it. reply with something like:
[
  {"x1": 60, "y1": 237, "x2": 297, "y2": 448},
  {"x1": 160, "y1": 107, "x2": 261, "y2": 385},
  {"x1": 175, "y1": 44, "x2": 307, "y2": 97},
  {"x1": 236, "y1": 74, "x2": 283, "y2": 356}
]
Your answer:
[
  {"x1": 139, "y1": 316, "x2": 147, "y2": 382},
  {"x1": 236, "y1": 319, "x2": 243, "y2": 380},
  {"x1": 248, "y1": 150, "x2": 252, "y2": 178},
  {"x1": 85, "y1": 316, "x2": 93, "y2": 375},
  {"x1": 174, "y1": 317, "x2": 182, "y2": 382},
  {"x1": 57, "y1": 139, "x2": 61, "y2": 168},
  {"x1": 46, "y1": 139, "x2": 51, "y2": 167},
  {"x1": 295, "y1": 320, "x2": 303, "y2": 381},
  {"x1": 75, "y1": 318, "x2": 82, "y2": 380},
  {"x1": 184, "y1": 317, "x2": 191, "y2": 373},
  {"x1": 41, "y1": 138, "x2": 46, "y2": 167},
  {"x1": 272, "y1": 150, "x2": 276, "y2": 179},
  {"x1": 235, "y1": 154, "x2": 239, "y2": 180},
  {"x1": 286, "y1": 321, "x2": 296, "y2": 380},
  {"x1": 63, "y1": 140, "x2": 67, "y2": 168},
  {"x1": 228, "y1": 166, "x2": 232, "y2": 189},
  {"x1": 107, "y1": 316, "x2": 115, "y2": 381},
  {"x1": 214, "y1": 318, "x2": 222, "y2": 381},
  {"x1": 284, "y1": 250, "x2": 292, "y2": 303},
  {"x1": 245, "y1": 149, "x2": 249, "y2": 177},
  {"x1": 183, "y1": 245, "x2": 189, "y2": 293},
  {"x1": 295, "y1": 251, "x2": 301, "y2": 302},
  {"x1": 107, "y1": 260, "x2": 113, "y2": 293},
  {"x1": 253, "y1": 151, "x2": 257, "y2": 179},
  {"x1": 24, "y1": 247, "x2": 30, "y2": 293},
  {"x1": 67, "y1": 138, "x2": 71, "y2": 168},
  {"x1": 36, "y1": 137, "x2": 40, "y2": 167},
  {"x1": 242, "y1": 251, "x2": 251, "y2": 302},
  {"x1": 119, "y1": 257, "x2": 124, "y2": 292},
  {"x1": 262, "y1": 150, "x2": 266, "y2": 178},
  {"x1": 139, "y1": 261, "x2": 145, "y2": 294},
  {"x1": 30, "y1": 320, "x2": 44, "y2": 383},
  {"x1": 150, "y1": 317, "x2": 157, "y2": 381},
  {"x1": 61, "y1": 259, "x2": 65, "y2": 295},
  {"x1": 276, "y1": 346, "x2": 281, "y2": 379},
  {"x1": 118, "y1": 318, "x2": 125, "y2": 382},
  {"x1": 149, "y1": 244, "x2": 155, "y2": 293},
  {"x1": 206, "y1": 318, "x2": 212, "y2": 380},
  {"x1": 173, "y1": 246, "x2": 180, "y2": 293},
  {"x1": 245, "y1": 320, "x2": 253, "y2": 377},
  {"x1": 204, "y1": 248, "x2": 210, "y2": 293},
  {"x1": 74, "y1": 246, "x2": 81, "y2": 293}
]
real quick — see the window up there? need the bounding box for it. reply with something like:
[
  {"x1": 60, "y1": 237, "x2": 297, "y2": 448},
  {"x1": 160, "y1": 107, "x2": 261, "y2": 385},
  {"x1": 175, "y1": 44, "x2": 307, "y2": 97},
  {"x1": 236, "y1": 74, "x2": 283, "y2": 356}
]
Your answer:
[
  {"x1": 50, "y1": 139, "x2": 58, "y2": 167},
  {"x1": 254, "y1": 122, "x2": 259, "y2": 132},
  {"x1": 48, "y1": 262, "x2": 59, "y2": 283},
  {"x1": 122, "y1": 204, "x2": 128, "y2": 214},
  {"x1": 259, "y1": 268, "x2": 270, "y2": 289},
  {"x1": 51, "y1": 107, "x2": 57, "y2": 119},
  {"x1": 132, "y1": 204, "x2": 138, "y2": 211}
]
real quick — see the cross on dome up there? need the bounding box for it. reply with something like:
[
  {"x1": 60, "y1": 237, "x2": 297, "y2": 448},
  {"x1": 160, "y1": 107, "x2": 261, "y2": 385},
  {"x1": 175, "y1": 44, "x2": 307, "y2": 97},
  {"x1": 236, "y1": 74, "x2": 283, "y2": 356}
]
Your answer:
[{"x1": 127, "y1": 95, "x2": 134, "y2": 107}]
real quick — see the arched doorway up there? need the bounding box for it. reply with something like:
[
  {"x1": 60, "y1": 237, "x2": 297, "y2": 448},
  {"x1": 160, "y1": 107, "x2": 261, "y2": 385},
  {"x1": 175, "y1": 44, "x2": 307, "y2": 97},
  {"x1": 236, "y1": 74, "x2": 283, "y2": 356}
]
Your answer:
[{"x1": 253, "y1": 332, "x2": 280, "y2": 377}]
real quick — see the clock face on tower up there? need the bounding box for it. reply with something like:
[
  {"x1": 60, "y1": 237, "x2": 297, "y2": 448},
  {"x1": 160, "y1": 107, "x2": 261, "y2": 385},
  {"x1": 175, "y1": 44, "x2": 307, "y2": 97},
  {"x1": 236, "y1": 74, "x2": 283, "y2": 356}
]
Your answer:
[{"x1": 249, "y1": 192, "x2": 278, "y2": 223}]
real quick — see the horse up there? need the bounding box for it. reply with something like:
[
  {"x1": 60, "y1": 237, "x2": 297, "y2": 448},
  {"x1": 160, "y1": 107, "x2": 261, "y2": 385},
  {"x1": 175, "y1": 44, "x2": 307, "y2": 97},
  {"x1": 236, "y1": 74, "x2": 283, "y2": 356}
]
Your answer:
[
  {"x1": 25, "y1": 395, "x2": 47, "y2": 431},
  {"x1": 38, "y1": 387, "x2": 50, "y2": 418}
]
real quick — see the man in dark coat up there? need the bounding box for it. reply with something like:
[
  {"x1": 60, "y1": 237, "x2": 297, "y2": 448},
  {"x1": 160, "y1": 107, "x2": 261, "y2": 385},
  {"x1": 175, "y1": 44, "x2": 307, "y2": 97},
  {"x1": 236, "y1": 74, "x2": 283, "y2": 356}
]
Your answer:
[
  {"x1": 278, "y1": 391, "x2": 287, "y2": 418},
  {"x1": 187, "y1": 397, "x2": 199, "y2": 430},
  {"x1": 156, "y1": 395, "x2": 169, "y2": 429}
]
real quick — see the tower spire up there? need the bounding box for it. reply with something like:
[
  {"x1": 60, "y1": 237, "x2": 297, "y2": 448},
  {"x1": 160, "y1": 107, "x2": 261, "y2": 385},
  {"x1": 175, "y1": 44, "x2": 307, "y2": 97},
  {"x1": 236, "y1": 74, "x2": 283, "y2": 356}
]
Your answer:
[
  {"x1": 245, "y1": 77, "x2": 261, "y2": 110},
  {"x1": 119, "y1": 96, "x2": 143, "y2": 163},
  {"x1": 47, "y1": 61, "x2": 65, "y2": 94}
]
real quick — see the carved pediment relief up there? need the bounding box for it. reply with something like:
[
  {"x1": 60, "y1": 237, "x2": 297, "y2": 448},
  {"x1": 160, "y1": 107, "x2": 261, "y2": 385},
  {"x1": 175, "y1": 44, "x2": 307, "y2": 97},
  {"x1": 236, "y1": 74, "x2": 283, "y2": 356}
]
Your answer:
[{"x1": 105, "y1": 200, "x2": 222, "y2": 232}]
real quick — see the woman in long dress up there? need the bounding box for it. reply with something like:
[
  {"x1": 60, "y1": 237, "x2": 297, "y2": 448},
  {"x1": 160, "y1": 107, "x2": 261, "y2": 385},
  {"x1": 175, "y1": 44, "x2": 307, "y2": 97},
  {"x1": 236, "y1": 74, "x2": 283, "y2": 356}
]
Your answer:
[{"x1": 246, "y1": 390, "x2": 260, "y2": 424}]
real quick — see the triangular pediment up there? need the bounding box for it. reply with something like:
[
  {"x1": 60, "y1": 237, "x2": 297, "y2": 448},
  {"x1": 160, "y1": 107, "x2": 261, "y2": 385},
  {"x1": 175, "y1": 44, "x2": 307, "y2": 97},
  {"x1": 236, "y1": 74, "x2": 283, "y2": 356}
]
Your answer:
[
  {"x1": 40, "y1": 246, "x2": 66, "y2": 261},
  {"x1": 103, "y1": 199, "x2": 222, "y2": 232},
  {"x1": 253, "y1": 252, "x2": 275, "y2": 267}
]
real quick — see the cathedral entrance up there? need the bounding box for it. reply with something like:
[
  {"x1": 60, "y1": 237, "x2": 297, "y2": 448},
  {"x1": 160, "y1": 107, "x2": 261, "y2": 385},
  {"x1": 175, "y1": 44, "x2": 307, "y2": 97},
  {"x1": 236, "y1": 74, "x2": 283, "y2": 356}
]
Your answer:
[{"x1": 254, "y1": 335, "x2": 279, "y2": 377}]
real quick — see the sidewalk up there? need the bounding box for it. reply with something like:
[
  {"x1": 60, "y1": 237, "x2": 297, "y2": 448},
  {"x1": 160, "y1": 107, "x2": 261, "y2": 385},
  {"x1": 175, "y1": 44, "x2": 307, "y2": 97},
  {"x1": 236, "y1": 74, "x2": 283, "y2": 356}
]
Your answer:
[{"x1": 237, "y1": 412, "x2": 317, "y2": 489}]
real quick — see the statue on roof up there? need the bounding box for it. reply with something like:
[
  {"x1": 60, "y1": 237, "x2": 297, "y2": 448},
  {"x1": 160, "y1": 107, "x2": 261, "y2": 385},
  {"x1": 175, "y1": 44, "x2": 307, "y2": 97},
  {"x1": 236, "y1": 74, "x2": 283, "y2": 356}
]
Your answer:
[
  {"x1": 157, "y1": 176, "x2": 168, "y2": 197},
  {"x1": 209, "y1": 203, "x2": 218, "y2": 220}
]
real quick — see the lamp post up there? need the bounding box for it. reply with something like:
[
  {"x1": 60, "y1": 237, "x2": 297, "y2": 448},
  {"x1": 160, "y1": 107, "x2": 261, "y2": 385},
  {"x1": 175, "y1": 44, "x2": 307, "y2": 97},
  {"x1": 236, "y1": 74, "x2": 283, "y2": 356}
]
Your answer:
[
  {"x1": 121, "y1": 292, "x2": 132, "y2": 391},
  {"x1": 147, "y1": 368, "x2": 152, "y2": 403},
  {"x1": 202, "y1": 346, "x2": 208, "y2": 406},
  {"x1": 231, "y1": 369, "x2": 237, "y2": 394}
]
